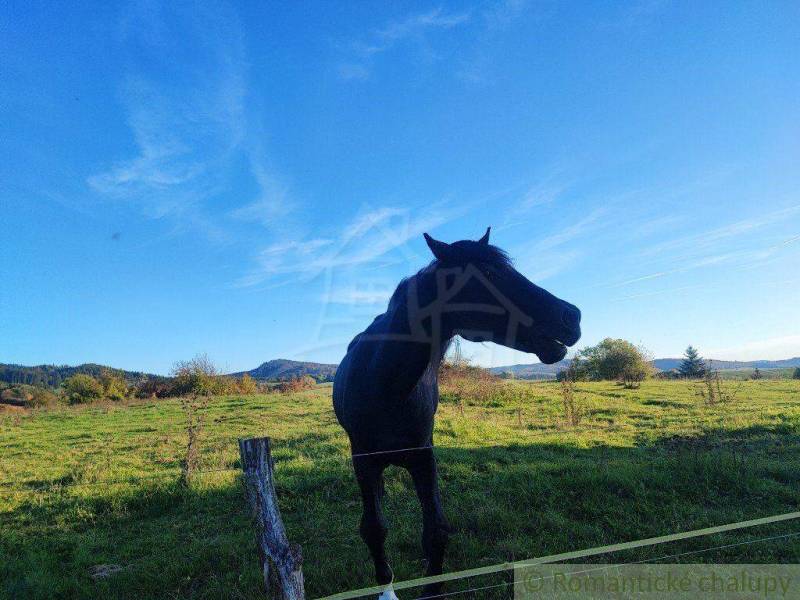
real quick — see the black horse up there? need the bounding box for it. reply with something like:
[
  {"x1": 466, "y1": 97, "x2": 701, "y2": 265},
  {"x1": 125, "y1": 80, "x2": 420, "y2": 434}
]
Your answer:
[{"x1": 333, "y1": 228, "x2": 581, "y2": 598}]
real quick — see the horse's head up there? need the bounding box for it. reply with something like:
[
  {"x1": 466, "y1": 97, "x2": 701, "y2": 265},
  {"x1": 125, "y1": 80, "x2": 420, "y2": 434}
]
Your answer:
[{"x1": 422, "y1": 228, "x2": 581, "y2": 364}]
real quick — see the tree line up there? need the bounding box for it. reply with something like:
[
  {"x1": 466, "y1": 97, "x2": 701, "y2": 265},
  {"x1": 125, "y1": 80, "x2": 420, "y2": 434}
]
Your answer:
[{"x1": 0, "y1": 354, "x2": 319, "y2": 408}]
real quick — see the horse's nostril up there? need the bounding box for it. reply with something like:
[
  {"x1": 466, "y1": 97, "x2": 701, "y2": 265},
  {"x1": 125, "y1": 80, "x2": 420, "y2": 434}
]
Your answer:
[{"x1": 563, "y1": 306, "x2": 581, "y2": 329}]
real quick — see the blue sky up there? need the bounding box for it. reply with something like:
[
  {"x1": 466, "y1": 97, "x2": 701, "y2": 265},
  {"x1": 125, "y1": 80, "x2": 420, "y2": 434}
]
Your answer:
[{"x1": 2, "y1": 1, "x2": 799, "y2": 374}]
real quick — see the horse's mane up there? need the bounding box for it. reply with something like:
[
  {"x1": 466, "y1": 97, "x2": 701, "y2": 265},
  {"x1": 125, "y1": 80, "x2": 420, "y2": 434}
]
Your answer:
[
  {"x1": 386, "y1": 242, "x2": 513, "y2": 312},
  {"x1": 345, "y1": 242, "x2": 513, "y2": 352}
]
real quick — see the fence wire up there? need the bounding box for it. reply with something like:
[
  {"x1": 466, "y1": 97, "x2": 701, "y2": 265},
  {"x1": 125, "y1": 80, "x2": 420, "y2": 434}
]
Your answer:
[
  {"x1": 1, "y1": 415, "x2": 780, "y2": 494},
  {"x1": 406, "y1": 529, "x2": 800, "y2": 600}
]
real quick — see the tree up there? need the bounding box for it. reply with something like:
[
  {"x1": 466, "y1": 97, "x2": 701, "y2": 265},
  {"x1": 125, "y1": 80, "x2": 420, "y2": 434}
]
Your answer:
[
  {"x1": 752, "y1": 367, "x2": 763, "y2": 380},
  {"x1": 171, "y1": 354, "x2": 219, "y2": 397},
  {"x1": 99, "y1": 369, "x2": 128, "y2": 401},
  {"x1": 679, "y1": 346, "x2": 706, "y2": 378},
  {"x1": 575, "y1": 338, "x2": 654, "y2": 386},
  {"x1": 62, "y1": 374, "x2": 104, "y2": 404},
  {"x1": 793, "y1": 368, "x2": 800, "y2": 380}
]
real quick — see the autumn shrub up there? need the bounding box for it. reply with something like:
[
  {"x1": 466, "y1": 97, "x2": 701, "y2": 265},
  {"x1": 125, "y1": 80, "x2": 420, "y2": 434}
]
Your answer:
[
  {"x1": 274, "y1": 376, "x2": 317, "y2": 393},
  {"x1": 62, "y1": 374, "x2": 104, "y2": 405}
]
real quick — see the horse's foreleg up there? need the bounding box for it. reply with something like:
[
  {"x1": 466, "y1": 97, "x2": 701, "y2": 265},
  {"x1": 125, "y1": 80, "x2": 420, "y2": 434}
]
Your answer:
[
  {"x1": 353, "y1": 456, "x2": 393, "y2": 586},
  {"x1": 408, "y1": 449, "x2": 449, "y2": 598}
]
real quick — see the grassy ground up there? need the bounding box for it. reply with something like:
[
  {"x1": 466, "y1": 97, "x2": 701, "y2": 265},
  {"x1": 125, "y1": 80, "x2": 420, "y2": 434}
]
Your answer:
[{"x1": 2, "y1": 379, "x2": 800, "y2": 599}]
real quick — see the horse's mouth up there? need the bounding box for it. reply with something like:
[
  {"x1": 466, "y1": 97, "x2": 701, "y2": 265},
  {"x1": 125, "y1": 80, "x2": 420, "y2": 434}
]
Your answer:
[{"x1": 533, "y1": 336, "x2": 569, "y2": 364}]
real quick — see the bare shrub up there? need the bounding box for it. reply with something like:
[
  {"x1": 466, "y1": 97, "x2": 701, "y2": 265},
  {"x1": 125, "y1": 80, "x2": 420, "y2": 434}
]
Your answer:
[
  {"x1": 695, "y1": 370, "x2": 742, "y2": 406},
  {"x1": 439, "y1": 358, "x2": 497, "y2": 416},
  {"x1": 560, "y1": 377, "x2": 582, "y2": 426},
  {"x1": 180, "y1": 395, "x2": 206, "y2": 485}
]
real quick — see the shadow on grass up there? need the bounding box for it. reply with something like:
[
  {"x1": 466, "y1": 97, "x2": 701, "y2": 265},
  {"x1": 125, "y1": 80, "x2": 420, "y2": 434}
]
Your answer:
[{"x1": 3, "y1": 425, "x2": 800, "y2": 600}]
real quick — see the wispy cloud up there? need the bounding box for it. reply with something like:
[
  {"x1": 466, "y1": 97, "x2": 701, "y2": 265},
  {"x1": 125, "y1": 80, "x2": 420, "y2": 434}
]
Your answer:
[
  {"x1": 367, "y1": 8, "x2": 471, "y2": 52},
  {"x1": 532, "y1": 208, "x2": 608, "y2": 252},
  {"x1": 508, "y1": 177, "x2": 569, "y2": 219},
  {"x1": 607, "y1": 248, "x2": 774, "y2": 288},
  {"x1": 608, "y1": 205, "x2": 800, "y2": 287},
  {"x1": 513, "y1": 207, "x2": 611, "y2": 282},
  {"x1": 88, "y1": 2, "x2": 289, "y2": 239},
  {"x1": 337, "y1": 7, "x2": 471, "y2": 79},
  {"x1": 229, "y1": 143, "x2": 294, "y2": 229},
  {"x1": 643, "y1": 205, "x2": 800, "y2": 258},
  {"x1": 612, "y1": 276, "x2": 800, "y2": 302},
  {"x1": 236, "y1": 202, "x2": 462, "y2": 288}
]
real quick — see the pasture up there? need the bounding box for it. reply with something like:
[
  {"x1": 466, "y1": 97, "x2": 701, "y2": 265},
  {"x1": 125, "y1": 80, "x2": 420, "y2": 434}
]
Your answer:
[{"x1": 2, "y1": 379, "x2": 800, "y2": 599}]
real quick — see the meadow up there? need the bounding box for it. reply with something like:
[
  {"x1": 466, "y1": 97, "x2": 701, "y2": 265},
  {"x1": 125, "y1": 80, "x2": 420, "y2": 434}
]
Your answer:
[{"x1": 2, "y1": 379, "x2": 800, "y2": 599}]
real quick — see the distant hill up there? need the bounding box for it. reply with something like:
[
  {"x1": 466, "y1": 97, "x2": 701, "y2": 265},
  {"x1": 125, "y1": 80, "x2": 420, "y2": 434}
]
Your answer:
[
  {"x1": 492, "y1": 357, "x2": 800, "y2": 380},
  {"x1": 232, "y1": 359, "x2": 337, "y2": 383},
  {"x1": 0, "y1": 363, "x2": 158, "y2": 388},
  {"x1": 652, "y1": 357, "x2": 800, "y2": 371},
  {"x1": 490, "y1": 360, "x2": 571, "y2": 379}
]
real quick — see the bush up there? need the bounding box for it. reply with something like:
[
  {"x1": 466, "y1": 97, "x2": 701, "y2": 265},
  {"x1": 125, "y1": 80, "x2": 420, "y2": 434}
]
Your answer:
[
  {"x1": 171, "y1": 354, "x2": 220, "y2": 397},
  {"x1": 28, "y1": 386, "x2": 58, "y2": 408},
  {"x1": 794, "y1": 368, "x2": 800, "y2": 380},
  {"x1": 133, "y1": 377, "x2": 174, "y2": 398},
  {"x1": 99, "y1": 369, "x2": 128, "y2": 401},
  {"x1": 274, "y1": 376, "x2": 317, "y2": 393},
  {"x1": 237, "y1": 373, "x2": 258, "y2": 394},
  {"x1": 574, "y1": 338, "x2": 654, "y2": 386},
  {"x1": 62, "y1": 374, "x2": 104, "y2": 405}
]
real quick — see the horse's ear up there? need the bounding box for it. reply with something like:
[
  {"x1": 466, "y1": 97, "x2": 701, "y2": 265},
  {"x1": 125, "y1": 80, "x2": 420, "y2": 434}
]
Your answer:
[
  {"x1": 478, "y1": 227, "x2": 491, "y2": 245},
  {"x1": 424, "y1": 233, "x2": 453, "y2": 261}
]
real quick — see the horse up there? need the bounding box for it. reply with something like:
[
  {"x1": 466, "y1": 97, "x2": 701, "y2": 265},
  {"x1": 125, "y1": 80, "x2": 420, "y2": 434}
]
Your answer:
[{"x1": 332, "y1": 228, "x2": 581, "y2": 598}]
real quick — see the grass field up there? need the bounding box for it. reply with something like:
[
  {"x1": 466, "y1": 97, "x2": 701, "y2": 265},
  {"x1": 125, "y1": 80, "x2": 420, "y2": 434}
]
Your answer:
[{"x1": 2, "y1": 379, "x2": 800, "y2": 599}]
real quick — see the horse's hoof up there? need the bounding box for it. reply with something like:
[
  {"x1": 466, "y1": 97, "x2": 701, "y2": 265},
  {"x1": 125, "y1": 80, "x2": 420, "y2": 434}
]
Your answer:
[{"x1": 377, "y1": 585, "x2": 399, "y2": 600}]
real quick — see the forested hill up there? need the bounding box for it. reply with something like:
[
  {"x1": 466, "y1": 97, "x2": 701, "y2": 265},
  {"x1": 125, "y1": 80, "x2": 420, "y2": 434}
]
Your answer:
[
  {"x1": 0, "y1": 363, "x2": 156, "y2": 388},
  {"x1": 231, "y1": 359, "x2": 337, "y2": 382}
]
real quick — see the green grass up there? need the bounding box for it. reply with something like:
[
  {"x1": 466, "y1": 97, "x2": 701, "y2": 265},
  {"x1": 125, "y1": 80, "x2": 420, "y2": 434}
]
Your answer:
[{"x1": 2, "y1": 380, "x2": 800, "y2": 599}]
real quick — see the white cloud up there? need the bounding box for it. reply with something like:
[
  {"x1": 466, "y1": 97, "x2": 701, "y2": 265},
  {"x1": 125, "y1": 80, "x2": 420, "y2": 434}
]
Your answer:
[
  {"x1": 531, "y1": 208, "x2": 608, "y2": 252},
  {"x1": 236, "y1": 202, "x2": 462, "y2": 288},
  {"x1": 89, "y1": 2, "x2": 289, "y2": 239},
  {"x1": 643, "y1": 205, "x2": 800, "y2": 258},
  {"x1": 229, "y1": 150, "x2": 293, "y2": 228},
  {"x1": 371, "y1": 8, "x2": 471, "y2": 49},
  {"x1": 338, "y1": 7, "x2": 471, "y2": 79}
]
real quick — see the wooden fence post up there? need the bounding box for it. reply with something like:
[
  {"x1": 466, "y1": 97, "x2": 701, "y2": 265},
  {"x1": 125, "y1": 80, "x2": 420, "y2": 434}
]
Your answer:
[{"x1": 239, "y1": 437, "x2": 305, "y2": 600}]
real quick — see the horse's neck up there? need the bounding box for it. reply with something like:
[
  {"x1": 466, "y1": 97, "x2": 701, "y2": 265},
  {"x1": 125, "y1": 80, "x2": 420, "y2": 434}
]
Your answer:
[{"x1": 368, "y1": 283, "x2": 450, "y2": 397}]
